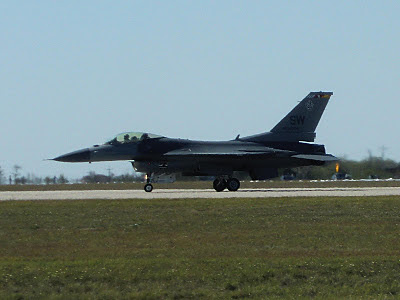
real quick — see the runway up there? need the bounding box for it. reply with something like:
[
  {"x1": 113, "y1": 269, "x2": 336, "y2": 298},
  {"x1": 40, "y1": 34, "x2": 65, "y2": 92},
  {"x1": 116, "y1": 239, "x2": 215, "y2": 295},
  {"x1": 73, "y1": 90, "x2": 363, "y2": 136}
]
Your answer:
[{"x1": 1, "y1": 187, "x2": 400, "y2": 201}]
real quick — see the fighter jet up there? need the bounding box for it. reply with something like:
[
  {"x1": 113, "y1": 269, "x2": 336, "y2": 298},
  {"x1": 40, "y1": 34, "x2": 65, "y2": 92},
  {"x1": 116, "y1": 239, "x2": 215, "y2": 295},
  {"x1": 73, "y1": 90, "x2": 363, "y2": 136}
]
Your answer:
[{"x1": 53, "y1": 91, "x2": 337, "y2": 192}]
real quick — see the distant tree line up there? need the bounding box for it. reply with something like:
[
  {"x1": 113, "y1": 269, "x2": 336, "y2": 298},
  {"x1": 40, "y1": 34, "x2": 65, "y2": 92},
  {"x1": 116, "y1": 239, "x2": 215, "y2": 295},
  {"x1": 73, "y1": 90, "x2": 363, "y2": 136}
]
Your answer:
[
  {"x1": 81, "y1": 171, "x2": 144, "y2": 184},
  {"x1": 288, "y1": 156, "x2": 400, "y2": 180},
  {"x1": 0, "y1": 156, "x2": 399, "y2": 185},
  {"x1": 0, "y1": 165, "x2": 144, "y2": 185},
  {"x1": 1, "y1": 165, "x2": 71, "y2": 185}
]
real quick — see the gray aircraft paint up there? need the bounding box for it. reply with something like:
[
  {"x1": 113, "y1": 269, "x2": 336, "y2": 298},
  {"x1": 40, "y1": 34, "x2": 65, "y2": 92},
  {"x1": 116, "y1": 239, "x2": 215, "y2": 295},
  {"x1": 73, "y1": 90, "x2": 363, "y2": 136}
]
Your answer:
[{"x1": 53, "y1": 91, "x2": 337, "y2": 192}]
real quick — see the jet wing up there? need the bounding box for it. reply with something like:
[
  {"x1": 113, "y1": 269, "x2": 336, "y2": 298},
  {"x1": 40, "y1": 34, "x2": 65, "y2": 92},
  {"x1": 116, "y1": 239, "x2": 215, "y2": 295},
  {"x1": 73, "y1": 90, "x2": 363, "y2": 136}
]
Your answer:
[
  {"x1": 164, "y1": 147, "x2": 337, "y2": 162},
  {"x1": 164, "y1": 147, "x2": 293, "y2": 157}
]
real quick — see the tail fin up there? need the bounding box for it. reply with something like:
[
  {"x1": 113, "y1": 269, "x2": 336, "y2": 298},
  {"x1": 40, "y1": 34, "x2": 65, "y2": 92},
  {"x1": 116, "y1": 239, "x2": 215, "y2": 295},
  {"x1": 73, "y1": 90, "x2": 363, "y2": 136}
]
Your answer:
[
  {"x1": 242, "y1": 91, "x2": 333, "y2": 142},
  {"x1": 271, "y1": 92, "x2": 332, "y2": 135}
]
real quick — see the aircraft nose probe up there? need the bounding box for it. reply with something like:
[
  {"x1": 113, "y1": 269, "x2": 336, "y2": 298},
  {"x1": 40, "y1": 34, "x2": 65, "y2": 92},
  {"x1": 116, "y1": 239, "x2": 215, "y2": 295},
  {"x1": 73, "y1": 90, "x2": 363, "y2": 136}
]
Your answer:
[{"x1": 52, "y1": 148, "x2": 91, "y2": 163}]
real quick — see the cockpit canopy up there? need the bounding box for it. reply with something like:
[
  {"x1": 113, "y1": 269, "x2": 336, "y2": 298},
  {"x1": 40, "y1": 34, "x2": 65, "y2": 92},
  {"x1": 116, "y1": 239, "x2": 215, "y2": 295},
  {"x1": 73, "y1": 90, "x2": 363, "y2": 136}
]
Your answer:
[{"x1": 105, "y1": 132, "x2": 164, "y2": 145}]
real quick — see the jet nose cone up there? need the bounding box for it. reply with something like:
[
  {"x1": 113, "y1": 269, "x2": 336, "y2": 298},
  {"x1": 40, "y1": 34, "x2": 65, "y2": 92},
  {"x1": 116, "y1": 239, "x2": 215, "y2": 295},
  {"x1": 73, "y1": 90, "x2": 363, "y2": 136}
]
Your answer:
[{"x1": 53, "y1": 148, "x2": 91, "y2": 162}]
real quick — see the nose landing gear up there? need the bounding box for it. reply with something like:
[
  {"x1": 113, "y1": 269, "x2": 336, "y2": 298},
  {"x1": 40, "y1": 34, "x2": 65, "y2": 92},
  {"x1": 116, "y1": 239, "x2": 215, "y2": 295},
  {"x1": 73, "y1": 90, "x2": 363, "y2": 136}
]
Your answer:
[{"x1": 144, "y1": 173, "x2": 153, "y2": 192}]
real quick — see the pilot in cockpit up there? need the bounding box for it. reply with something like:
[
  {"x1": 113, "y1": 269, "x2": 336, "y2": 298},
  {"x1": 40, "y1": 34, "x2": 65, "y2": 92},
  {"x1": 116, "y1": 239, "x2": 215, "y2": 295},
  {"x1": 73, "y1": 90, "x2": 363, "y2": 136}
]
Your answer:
[{"x1": 140, "y1": 133, "x2": 149, "y2": 141}]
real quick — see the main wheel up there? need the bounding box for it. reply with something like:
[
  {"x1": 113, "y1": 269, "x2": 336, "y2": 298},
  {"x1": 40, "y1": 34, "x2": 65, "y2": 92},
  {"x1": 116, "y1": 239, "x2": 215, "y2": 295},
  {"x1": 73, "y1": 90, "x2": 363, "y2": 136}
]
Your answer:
[
  {"x1": 213, "y1": 178, "x2": 226, "y2": 192},
  {"x1": 144, "y1": 183, "x2": 153, "y2": 192},
  {"x1": 227, "y1": 178, "x2": 240, "y2": 191}
]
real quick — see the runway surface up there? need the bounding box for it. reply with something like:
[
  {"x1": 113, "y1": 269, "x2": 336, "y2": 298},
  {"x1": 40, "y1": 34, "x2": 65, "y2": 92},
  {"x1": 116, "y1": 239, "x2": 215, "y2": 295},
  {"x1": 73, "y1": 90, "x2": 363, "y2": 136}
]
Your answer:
[{"x1": 1, "y1": 187, "x2": 400, "y2": 201}]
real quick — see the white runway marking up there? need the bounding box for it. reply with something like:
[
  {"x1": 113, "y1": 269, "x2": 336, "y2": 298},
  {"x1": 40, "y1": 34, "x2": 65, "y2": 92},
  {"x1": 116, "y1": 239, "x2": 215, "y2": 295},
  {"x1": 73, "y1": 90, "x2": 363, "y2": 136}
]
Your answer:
[{"x1": 1, "y1": 187, "x2": 400, "y2": 201}]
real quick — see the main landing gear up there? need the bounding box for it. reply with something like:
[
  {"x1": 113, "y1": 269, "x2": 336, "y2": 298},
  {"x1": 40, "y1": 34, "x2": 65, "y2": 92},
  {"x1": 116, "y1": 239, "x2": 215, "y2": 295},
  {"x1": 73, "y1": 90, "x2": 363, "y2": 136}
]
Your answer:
[{"x1": 213, "y1": 177, "x2": 240, "y2": 192}]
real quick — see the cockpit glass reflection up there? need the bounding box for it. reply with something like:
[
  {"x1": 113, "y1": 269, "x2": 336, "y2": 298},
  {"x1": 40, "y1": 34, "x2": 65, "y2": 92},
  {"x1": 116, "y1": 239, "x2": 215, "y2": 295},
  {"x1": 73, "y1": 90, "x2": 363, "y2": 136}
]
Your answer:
[{"x1": 105, "y1": 132, "x2": 164, "y2": 145}]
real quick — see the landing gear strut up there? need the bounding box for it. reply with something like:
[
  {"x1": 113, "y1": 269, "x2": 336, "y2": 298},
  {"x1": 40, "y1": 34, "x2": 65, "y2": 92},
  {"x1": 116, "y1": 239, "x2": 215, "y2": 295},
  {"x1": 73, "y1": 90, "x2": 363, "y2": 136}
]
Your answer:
[{"x1": 213, "y1": 177, "x2": 241, "y2": 192}]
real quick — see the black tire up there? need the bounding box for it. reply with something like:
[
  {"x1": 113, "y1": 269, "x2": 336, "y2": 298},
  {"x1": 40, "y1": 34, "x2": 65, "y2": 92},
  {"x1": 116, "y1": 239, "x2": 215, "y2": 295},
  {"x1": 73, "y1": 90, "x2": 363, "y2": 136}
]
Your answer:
[
  {"x1": 144, "y1": 183, "x2": 153, "y2": 192},
  {"x1": 213, "y1": 178, "x2": 226, "y2": 192},
  {"x1": 227, "y1": 178, "x2": 240, "y2": 191}
]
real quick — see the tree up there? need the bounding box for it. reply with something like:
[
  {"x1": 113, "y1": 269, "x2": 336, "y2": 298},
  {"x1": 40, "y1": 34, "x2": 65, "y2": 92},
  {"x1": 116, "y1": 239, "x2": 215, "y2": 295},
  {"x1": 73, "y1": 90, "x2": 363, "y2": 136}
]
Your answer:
[
  {"x1": 0, "y1": 166, "x2": 4, "y2": 184},
  {"x1": 26, "y1": 173, "x2": 43, "y2": 185},
  {"x1": 12, "y1": 165, "x2": 21, "y2": 184},
  {"x1": 81, "y1": 171, "x2": 111, "y2": 184},
  {"x1": 44, "y1": 176, "x2": 53, "y2": 185},
  {"x1": 57, "y1": 174, "x2": 69, "y2": 184},
  {"x1": 15, "y1": 176, "x2": 27, "y2": 185}
]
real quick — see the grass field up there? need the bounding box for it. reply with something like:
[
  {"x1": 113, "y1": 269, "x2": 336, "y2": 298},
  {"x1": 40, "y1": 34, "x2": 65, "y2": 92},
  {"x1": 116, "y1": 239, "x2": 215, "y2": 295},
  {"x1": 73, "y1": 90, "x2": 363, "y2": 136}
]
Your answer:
[{"x1": 1, "y1": 196, "x2": 400, "y2": 299}]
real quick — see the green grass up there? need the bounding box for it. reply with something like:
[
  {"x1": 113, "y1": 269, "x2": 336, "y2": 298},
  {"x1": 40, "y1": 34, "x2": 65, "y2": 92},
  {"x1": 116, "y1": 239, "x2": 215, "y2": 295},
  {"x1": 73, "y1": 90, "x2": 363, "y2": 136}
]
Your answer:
[
  {"x1": 1, "y1": 179, "x2": 400, "y2": 191},
  {"x1": 1, "y1": 197, "x2": 400, "y2": 298}
]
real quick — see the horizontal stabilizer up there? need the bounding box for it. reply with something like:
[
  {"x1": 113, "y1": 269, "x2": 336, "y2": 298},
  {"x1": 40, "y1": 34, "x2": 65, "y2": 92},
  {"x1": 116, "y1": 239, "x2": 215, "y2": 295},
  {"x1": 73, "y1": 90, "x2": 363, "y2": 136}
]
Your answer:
[{"x1": 292, "y1": 154, "x2": 338, "y2": 162}]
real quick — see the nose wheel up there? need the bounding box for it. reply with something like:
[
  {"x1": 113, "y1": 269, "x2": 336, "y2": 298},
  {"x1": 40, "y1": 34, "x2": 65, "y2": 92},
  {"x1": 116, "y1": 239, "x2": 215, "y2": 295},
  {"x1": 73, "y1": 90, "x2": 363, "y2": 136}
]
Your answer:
[{"x1": 144, "y1": 183, "x2": 153, "y2": 192}]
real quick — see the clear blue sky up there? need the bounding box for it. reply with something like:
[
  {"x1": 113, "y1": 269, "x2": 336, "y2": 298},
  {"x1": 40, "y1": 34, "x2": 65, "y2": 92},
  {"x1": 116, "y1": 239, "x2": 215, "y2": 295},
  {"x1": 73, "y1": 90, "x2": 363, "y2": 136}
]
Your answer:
[{"x1": 1, "y1": 1, "x2": 399, "y2": 179}]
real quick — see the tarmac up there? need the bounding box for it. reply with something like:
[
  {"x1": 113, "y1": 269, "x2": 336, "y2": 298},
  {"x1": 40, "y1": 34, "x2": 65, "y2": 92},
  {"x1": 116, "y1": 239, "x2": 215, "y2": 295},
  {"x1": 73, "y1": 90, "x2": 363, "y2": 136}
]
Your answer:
[{"x1": 1, "y1": 187, "x2": 400, "y2": 201}]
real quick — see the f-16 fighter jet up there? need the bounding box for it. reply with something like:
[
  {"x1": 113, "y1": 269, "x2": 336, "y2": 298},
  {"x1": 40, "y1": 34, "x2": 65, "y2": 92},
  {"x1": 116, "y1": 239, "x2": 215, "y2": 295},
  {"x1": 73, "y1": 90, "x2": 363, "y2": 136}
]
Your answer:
[{"x1": 53, "y1": 91, "x2": 337, "y2": 192}]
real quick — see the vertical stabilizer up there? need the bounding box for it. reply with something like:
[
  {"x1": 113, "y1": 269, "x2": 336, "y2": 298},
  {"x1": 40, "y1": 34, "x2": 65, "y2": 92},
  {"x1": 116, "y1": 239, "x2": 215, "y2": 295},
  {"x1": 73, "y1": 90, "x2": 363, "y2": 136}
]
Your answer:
[
  {"x1": 242, "y1": 91, "x2": 333, "y2": 142},
  {"x1": 271, "y1": 92, "x2": 332, "y2": 134}
]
